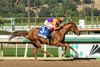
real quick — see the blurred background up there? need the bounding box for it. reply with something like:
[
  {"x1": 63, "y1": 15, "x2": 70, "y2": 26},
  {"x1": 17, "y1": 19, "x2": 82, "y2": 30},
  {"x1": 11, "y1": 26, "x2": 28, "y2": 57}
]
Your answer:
[{"x1": 0, "y1": 0, "x2": 100, "y2": 34}]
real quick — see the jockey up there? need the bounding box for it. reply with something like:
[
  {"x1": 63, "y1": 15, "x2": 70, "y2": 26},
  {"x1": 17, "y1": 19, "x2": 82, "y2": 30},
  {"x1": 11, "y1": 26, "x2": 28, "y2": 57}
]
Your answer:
[{"x1": 44, "y1": 17, "x2": 64, "y2": 38}]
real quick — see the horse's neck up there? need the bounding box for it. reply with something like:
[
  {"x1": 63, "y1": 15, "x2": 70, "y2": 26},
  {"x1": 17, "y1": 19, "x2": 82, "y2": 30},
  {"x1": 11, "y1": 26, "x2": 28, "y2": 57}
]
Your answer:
[
  {"x1": 60, "y1": 24, "x2": 71, "y2": 35},
  {"x1": 53, "y1": 24, "x2": 72, "y2": 39}
]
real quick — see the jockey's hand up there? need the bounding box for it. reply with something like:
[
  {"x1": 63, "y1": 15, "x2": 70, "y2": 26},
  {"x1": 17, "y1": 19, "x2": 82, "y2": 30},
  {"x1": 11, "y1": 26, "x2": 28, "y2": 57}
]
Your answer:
[
  {"x1": 55, "y1": 26, "x2": 62, "y2": 31},
  {"x1": 55, "y1": 27, "x2": 60, "y2": 31},
  {"x1": 60, "y1": 26, "x2": 63, "y2": 29}
]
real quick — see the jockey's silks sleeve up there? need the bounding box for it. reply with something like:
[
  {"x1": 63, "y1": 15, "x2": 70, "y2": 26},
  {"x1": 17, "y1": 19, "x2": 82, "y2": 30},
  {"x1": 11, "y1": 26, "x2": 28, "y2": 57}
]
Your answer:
[{"x1": 51, "y1": 19, "x2": 59, "y2": 29}]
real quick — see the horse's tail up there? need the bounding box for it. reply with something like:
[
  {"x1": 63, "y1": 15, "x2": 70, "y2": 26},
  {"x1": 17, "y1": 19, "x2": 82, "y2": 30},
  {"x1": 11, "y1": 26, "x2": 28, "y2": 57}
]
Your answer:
[{"x1": 9, "y1": 31, "x2": 28, "y2": 41}]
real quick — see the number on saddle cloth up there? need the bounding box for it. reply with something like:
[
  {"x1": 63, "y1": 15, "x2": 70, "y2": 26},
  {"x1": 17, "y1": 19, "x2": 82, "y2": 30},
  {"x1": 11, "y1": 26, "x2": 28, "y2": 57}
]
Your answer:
[{"x1": 38, "y1": 26, "x2": 52, "y2": 38}]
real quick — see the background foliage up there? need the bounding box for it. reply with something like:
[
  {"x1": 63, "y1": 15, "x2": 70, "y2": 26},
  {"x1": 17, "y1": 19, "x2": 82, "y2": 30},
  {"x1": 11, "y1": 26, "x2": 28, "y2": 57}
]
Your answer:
[{"x1": 0, "y1": 0, "x2": 100, "y2": 17}]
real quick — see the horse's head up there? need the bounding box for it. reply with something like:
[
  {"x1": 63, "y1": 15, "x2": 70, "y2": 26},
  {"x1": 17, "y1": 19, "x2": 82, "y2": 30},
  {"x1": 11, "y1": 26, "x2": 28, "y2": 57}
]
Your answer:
[
  {"x1": 63, "y1": 22, "x2": 80, "y2": 36},
  {"x1": 70, "y1": 22, "x2": 80, "y2": 36}
]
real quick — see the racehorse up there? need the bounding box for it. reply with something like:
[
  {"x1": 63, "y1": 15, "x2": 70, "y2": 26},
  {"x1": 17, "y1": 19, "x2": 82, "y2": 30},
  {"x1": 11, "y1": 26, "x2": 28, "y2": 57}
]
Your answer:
[{"x1": 9, "y1": 22, "x2": 80, "y2": 61}]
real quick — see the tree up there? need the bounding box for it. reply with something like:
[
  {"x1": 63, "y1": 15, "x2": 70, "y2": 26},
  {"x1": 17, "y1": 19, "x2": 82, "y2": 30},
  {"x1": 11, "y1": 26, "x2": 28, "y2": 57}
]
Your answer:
[
  {"x1": 84, "y1": 0, "x2": 92, "y2": 4},
  {"x1": 48, "y1": 0, "x2": 58, "y2": 6},
  {"x1": 0, "y1": 19, "x2": 4, "y2": 29},
  {"x1": 79, "y1": 10, "x2": 84, "y2": 17},
  {"x1": 51, "y1": 5, "x2": 64, "y2": 17},
  {"x1": 0, "y1": 0, "x2": 81, "y2": 17},
  {"x1": 84, "y1": 7, "x2": 91, "y2": 16},
  {"x1": 0, "y1": 0, "x2": 27, "y2": 17},
  {"x1": 39, "y1": 7, "x2": 51, "y2": 17},
  {"x1": 62, "y1": 0, "x2": 77, "y2": 17},
  {"x1": 74, "y1": 0, "x2": 81, "y2": 4}
]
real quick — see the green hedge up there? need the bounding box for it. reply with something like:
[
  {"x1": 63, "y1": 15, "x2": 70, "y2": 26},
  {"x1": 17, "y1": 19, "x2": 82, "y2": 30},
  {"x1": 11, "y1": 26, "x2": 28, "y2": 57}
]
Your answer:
[
  {"x1": 3, "y1": 48, "x2": 70, "y2": 57},
  {"x1": 0, "y1": 30, "x2": 11, "y2": 35},
  {"x1": 0, "y1": 30, "x2": 28, "y2": 35},
  {"x1": 1, "y1": 17, "x2": 100, "y2": 26}
]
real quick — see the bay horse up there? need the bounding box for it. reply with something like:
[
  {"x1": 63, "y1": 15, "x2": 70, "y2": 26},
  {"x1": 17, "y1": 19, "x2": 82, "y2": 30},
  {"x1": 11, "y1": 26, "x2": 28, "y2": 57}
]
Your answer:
[{"x1": 9, "y1": 22, "x2": 80, "y2": 60}]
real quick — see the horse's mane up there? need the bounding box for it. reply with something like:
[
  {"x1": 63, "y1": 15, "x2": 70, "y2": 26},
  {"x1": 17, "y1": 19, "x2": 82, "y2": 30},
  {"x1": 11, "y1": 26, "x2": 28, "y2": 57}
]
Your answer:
[
  {"x1": 63, "y1": 22, "x2": 77, "y2": 28},
  {"x1": 63, "y1": 22, "x2": 75, "y2": 26}
]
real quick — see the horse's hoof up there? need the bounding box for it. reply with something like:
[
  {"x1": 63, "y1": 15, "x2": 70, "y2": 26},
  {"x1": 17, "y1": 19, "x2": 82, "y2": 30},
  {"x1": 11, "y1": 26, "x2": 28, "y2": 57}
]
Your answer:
[
  {"x1": 75, "y1": 54, "x2": 79, "y2": 58},
  {"x1": 34, "y1": 58, "x2": 38, "y2": 61},
  {"x1": 61, "y1": 54, "x2": 64, "y2": 57},
  {"x1": 34, "y1": 59, "x2": 38, "y2": 61}
]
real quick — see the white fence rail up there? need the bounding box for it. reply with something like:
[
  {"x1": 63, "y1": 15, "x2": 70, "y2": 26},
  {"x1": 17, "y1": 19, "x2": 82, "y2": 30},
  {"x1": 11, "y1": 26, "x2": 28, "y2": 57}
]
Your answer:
[
  {"x1": 1, "y1": 35, "x2": 100, "y2": 60},
  {"x1": 0, "y1": 25, "x2": 100, "y2": 32},
  {"x1": 0, "y1": 35, "x2": 65, "y2": 60}
]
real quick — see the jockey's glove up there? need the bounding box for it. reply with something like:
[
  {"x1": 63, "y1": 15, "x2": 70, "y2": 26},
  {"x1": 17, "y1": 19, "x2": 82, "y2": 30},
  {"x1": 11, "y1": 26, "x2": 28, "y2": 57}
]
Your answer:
[{"x1": 60, "y1": 26, "x2": 63, "y2": 29}]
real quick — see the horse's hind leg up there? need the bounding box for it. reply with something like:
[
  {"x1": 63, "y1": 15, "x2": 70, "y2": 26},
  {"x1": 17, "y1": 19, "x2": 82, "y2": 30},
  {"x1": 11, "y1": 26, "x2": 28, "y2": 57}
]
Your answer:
[
  {"x1": 36, "y1": 41, "x2": 53, "y2": 57},
  {"x1": 38, "y1": 48, "x2": 53, "y2": 57},
  {"x1": 33, "y1": 47, "x2": 38, "y2": 61}
]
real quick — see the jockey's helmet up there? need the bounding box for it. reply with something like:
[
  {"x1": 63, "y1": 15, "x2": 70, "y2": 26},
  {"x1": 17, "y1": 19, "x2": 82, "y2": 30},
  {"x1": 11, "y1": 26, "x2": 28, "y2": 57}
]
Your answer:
[
  {"x1": 48, "y1": 17, "x2": 54, "y2": 22},
  {"x1": 57, "y1": 17, "x2": 64, "y2": 23}
]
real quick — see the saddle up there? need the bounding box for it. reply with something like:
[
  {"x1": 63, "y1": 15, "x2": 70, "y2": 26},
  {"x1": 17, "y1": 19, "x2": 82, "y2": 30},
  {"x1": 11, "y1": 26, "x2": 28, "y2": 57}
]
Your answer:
[{"x1": 38, "y1": 26, "x2": 52, "y2": 45}]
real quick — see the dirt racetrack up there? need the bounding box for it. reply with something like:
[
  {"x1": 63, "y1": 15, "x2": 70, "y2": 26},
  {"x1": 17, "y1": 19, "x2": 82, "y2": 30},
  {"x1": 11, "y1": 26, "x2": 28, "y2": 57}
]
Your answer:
[{"x1": 1, "y1": 60, "x2": 100, "y2": 67}]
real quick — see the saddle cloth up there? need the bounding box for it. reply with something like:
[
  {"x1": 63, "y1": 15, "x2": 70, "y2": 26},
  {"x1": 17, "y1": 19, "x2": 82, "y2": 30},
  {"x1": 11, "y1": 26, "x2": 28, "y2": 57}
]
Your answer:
[{"x1": 38, "y1": 26, "x2": 52, "y2": 38}]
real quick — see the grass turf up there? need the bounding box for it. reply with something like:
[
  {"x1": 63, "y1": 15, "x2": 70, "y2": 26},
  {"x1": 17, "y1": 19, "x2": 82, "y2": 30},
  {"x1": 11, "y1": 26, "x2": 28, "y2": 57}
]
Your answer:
[{"x1": 3, "y1": 48, "x2": 70, "y2": 57}]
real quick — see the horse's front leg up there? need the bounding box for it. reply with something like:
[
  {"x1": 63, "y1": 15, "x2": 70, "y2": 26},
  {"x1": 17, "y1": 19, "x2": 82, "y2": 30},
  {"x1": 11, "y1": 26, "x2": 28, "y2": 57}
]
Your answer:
[
  {"x1": 61, "y1": 43, "x2": 69, "y2": 57},
  {"x1": 54, "y1": 42, "x2": 79, "y2": 57},
  {"x1": 61, "y1": 46, "x2": 67, "y2": 57},
  {"x1": 54, "y1": 42, "x2": 68, "y2": 57},
  {"x1": 65, "y1": 43, "x2": 79, "y2": 57}
]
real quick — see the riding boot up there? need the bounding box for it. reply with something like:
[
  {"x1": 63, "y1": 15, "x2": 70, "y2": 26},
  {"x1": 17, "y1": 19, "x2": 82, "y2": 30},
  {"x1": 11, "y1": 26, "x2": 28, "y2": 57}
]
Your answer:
[
  {"x1": 47, "y1": 29, "x2": 52, "y2": 37},
  {"x1": 47, "y1": 29, "x2": 53, "y2": 45}
]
